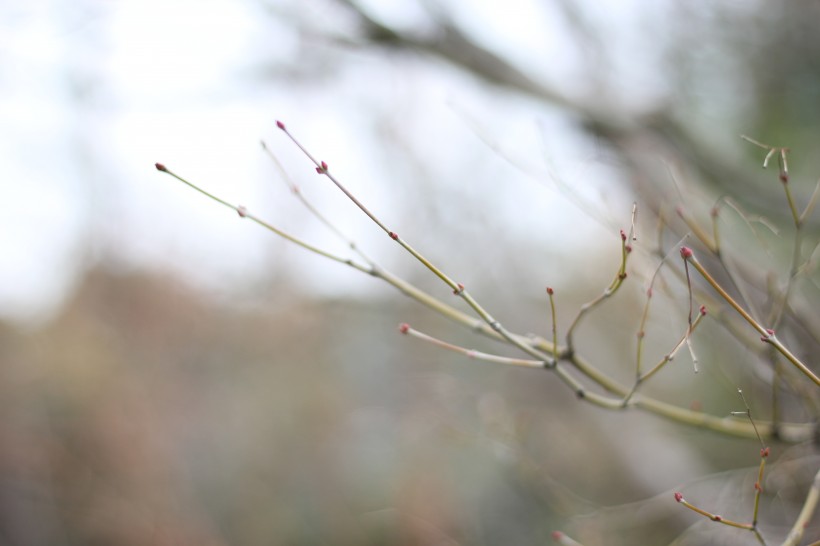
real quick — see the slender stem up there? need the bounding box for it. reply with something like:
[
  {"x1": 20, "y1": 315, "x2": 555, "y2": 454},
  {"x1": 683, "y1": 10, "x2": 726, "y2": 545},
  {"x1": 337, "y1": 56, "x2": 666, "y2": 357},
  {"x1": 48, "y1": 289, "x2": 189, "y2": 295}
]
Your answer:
[
  {"x1": 677, "y1": 496, "x2": 753, "y2": 529},
  {"x1": 799, "y1": 177, "x2": 820, "y2": 225},
  {"x1": 677, "y1": 206, "x2": 717, "y2": 254},
  {"x1": 686, "y1": 252, "x2": 819, "y2": 386},
  {"x1": 399, "y1": 324, "x2": 545, "y2": 368},
  {"x1": 155, "y1": 165, "x2": 372, "y2": 271},
  {"x1": 781, "y1": 468, "x2": 820, "y2": 546},
  {"x1": 752, "y1": 455, "x2": 765, "y2": 527},
  {"x1": 261, "y1": 140, "x2": 376, "y2": 265},
  {"x1": 547, "y1": 288, "x2": 558, "y2": 358},
  {"x1": 565, "y1": 230, "x2": 631, "y2": 350}
]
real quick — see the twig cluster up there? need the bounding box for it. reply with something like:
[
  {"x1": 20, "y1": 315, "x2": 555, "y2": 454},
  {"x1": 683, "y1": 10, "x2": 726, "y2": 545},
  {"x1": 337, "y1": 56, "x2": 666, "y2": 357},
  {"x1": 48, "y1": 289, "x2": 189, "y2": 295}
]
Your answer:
[{"x1": 155, "y1": 124, "x2": 819, "y2": 545}]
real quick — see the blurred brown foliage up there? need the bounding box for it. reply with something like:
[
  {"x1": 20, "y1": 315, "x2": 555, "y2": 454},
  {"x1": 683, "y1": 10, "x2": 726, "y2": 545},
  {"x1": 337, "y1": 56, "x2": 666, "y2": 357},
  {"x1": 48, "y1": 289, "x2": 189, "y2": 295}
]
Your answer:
[{"x1": 2, "y1": 265, "x2": 817, "y2": 545}]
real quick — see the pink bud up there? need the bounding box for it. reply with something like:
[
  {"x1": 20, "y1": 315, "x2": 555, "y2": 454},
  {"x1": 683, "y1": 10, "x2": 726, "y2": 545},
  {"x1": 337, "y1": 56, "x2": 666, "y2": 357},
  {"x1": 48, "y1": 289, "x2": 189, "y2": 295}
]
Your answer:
[
  {"x1": 674, "y1": 492, "x2": 683, "y2": 503},
  {"x1": 779, "y1": 172, "x2": 788, "y2": 184},
  {"x1": 388, "y1": 231, "x2": 398, "y2": 240},
  {"x1": 761, "y1": 447, "x2": 770, "y2": 458},
  {"x1": 155, "y1": 162, "x2": 167, "y2": 172},
  {"x1": 620, "y1": 229, "x2": 626, "y2": 241},
  {"x1": 237, "y1": 206, "x2": 247, "y2": 218},
  {"x1": 276, "y1": 120, "x2": 285, "y2": 130},
  {"x1": 398, "y1": 323, "x2": 410, "y2": 334},
  {"x1": 713, "y1": 515, "x2": 722, "y2": 522},
  {"x1": 546, "y1": 287, "x2": 554, "y2": 295},
  {"x1": 551, "y1": 531, "x2": 564, "y2": 541},
  {"x1": 680, "y1": 246, "x2": 693, "y2": 259},
  {"x1": 321, "y1": 161, "x2": 328, "y2": 170},
  {"x1": 699, "y1": 305, "x2": 707, "y2": 315}
]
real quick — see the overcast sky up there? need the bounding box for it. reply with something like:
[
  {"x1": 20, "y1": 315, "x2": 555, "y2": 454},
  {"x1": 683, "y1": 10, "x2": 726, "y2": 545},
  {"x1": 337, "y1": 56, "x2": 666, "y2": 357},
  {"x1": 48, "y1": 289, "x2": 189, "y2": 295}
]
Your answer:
[{"x1": 0, "y1": 0, "x2": 665, "y2": 325}]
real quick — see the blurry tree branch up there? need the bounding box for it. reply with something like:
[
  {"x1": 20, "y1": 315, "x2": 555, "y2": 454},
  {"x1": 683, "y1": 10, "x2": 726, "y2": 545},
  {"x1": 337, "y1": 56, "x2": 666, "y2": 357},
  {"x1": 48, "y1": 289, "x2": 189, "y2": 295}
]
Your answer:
[{"x1": 332, "y1": 0, "x2": 820, "y2": 232}]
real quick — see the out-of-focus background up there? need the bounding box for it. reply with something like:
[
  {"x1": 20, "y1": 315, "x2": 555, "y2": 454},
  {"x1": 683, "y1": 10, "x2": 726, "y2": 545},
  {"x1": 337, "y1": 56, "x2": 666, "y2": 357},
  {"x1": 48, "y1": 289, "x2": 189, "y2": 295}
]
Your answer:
[{"x1": 2, "y1": 1, "x2": 819, "y2": 544}]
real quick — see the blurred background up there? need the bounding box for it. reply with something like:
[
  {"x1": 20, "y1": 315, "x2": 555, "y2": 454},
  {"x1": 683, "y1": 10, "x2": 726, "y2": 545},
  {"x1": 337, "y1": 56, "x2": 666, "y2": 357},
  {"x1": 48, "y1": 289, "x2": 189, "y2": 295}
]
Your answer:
[{"x1": 1, "y1": 1, "x2": 819, "y2": 544}]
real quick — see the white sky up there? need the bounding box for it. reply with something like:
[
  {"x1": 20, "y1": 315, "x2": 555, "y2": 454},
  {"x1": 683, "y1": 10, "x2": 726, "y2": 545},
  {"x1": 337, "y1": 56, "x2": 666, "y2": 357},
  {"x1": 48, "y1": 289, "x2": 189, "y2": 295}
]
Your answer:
[{"x1": 0, "y1": 0, "x2": 661, "y2": 325}]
